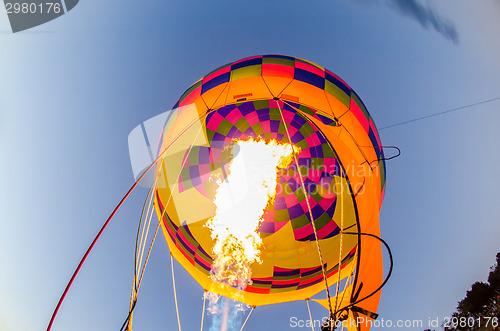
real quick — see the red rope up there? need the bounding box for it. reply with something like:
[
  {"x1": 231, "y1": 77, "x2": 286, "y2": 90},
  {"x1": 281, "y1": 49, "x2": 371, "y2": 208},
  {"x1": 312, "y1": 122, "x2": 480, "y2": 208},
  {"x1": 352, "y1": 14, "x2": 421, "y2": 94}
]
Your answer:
[
  {"x1": 46, "y1": 152, "x2": 163, "y2": 330},
  {"x1": 46, "y1": 111, "x2": 206, "y2": 330}
]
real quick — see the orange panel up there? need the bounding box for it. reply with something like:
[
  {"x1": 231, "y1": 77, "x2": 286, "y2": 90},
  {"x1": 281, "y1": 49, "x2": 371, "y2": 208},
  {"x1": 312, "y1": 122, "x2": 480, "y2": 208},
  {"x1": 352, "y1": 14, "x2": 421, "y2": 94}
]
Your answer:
[
  {"x1": 200, "y1": 82, "x2": 229, "y2": 110},
  {"x1": 223, "y1": 76, "x2": 274, "y2": 105},
  {"x1": 325, "y1": 92, "x2": 349, "y2": 119},
  {"x1": 281, "y1": 80, "x2": 331, "y2": 114},
  {"x1": 261, "y1": 76, "x2": 294, "y2": 98}
]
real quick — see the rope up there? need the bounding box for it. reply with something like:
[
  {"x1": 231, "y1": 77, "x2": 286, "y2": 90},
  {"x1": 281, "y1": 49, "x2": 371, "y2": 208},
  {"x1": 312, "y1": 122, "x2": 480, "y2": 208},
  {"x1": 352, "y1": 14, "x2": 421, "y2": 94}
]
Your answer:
[
  {"x1": 338, "y1": 253, "x2": 357, "y2": 314},
  {"x1": 127, "y1": 186, "x2": 154, "y2": 330},
  {"x1": 333, "y1": 232, "x2": 393, "y2": 316},
  {"x1": 125, "y1": 167, "x2": 165, "y2": 331},
  {"x1": 119, "y1": 300, "x2": 137, "y2": 331},
  {"x1": 135, "y1": 174, "x2": 161, "y2": 290},
  {"x1": 171, "y1": 254, "x2": 182, "y2": 331},
  {"x1": 136, "y1": 219, "x2": 160, "y2": 290},
  {"x1": 239, "y1": 307, "x2": 254, "y2": 331},
  {"x1": 306, "y1": 300, "x2": 315, "y2": 331},
  {"x1": 130, "y1": 123, "x2": 204, "y2": 329},
  {"x1": 379, "y1": 96, "x2": 500, "y2": 130},
  {"x1": 46, "y1": 109, "x2": 211, "y2": 331},
  {"x1": 276, "y1": 99, "x2": 334, "y2": 316},
  {"x1": 46, "y1": 142, "x2": 175, "y2": 331},
  {"x1": 334, "y1": 175, "x2": 345, "y2": 313},
  {"x1": 136, "y1": 185, "x2": 157, "y2": 284},
  {"x1": 136, "y1": 123, "x2": 204, "y2": 286},
  {"x1": 200, "y1": 291, "x2": 206, "y2": 331}
]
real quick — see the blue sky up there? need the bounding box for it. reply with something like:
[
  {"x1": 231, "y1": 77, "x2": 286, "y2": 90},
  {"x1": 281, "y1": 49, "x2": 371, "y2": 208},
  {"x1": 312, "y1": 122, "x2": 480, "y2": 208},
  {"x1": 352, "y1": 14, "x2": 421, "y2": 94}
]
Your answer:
[{"x1": 1, "y1": 1, "x2": 500, "y2": 330}]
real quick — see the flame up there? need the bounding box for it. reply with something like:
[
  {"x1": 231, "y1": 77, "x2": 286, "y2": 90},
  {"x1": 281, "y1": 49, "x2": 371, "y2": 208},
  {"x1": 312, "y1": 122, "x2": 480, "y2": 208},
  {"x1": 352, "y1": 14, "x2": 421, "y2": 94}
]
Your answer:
[{"x1": 206, "y1": 138, "x2": 297, "y2": 289}]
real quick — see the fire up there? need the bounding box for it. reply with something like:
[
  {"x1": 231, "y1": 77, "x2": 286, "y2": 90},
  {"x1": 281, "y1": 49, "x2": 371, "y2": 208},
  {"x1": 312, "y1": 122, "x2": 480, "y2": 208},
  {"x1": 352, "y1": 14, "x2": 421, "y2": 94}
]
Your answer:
[{"x1": 206, "y1": 138, "x2": 297, "y2": 289}]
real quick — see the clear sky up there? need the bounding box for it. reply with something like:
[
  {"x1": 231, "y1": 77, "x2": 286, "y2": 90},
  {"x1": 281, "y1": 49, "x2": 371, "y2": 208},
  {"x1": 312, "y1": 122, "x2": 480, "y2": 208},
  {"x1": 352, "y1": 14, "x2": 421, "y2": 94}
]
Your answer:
[{"x1": 1, "y1": 1, "x2": 499, "y2": 330}]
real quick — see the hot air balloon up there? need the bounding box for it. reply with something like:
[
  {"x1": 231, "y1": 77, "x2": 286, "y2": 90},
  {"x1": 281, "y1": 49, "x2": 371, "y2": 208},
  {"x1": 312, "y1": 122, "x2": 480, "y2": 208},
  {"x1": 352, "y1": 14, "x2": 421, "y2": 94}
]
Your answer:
[{"x1": 151, "y1": 55, "x2": 391, "y2": 330}]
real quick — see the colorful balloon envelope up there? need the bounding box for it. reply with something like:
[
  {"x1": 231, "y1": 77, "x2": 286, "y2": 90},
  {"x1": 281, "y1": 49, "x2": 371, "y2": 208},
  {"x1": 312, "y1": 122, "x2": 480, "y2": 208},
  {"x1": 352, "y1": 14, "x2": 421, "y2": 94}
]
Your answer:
[{"x1": 154, "y1": 55, "x2": 386, "y2": 325}]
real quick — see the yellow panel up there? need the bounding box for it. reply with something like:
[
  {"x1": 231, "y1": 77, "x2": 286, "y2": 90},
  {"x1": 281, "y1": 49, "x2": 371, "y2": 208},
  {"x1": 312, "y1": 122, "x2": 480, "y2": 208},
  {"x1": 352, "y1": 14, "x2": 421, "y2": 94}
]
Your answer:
[
  {"x1": 186, "y1": 217, "x2": 216, "y2": 257},
  {"x1": 155, "y1": 162, "x2": 180, "y2": 223},
  {"x1": 156, "y1": 112, "x2": 213, "y2": 227},
  {"x1": 172, "y1": 187, "x2": 215, "y2": 225},
  {"x1": 325, "y1": 91, "x2": 349, "y2": 118},
  {"x1": 158, "y1": 103, "x2": 206, "y2": 156},
  {"x1": 262, "y1": 221, "x2": 300, "y2": 269}
]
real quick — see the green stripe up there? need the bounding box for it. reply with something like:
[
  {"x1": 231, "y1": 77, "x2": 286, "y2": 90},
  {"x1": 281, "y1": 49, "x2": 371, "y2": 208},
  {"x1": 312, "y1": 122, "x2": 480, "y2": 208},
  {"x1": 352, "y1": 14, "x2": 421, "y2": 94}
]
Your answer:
[
  {"x1": 314, "y1": 212, "x2": 332, "y2": 230},
  {"x1": 253, "y1": 99, "x2": 270, "y2": 110},
  {"x1": 298, "y1": 105, "x2": 315, "y2": 116},
  {"x1": 194, "y1": 263, "x2": 211, "y2": 276},
  {"x1": 325, "y1": 80, "x2": 350, "y2": 108},
  {"x1": 291, "y1": 214, "x2": 310, "y2": 229},
  {"x1": 274, "y1": 208, "x2": 290, "y2": 222},
  {"x1": 217, "y1": 119, "x2": 233, "y2": 136},
  {"x1": 273, "y1": 275, "x2": 300, "y2": 281},
  {"x1": 262, "y1": 56, "x2": 295, "y2": 67},
  {"x1": 249, "y1": 283, "x2": 272, "y2": 289},
  {"x1": 230, "y1": 65, "x2": 262, "y2": 81},
  {"x1": 251, "y1": 123, "x2": 264, "y2": 136},
  {"x1": 299, "y1": 270, "x2": 323, "y2": 281},
  {"x1": 179, "y1": 226, "x2": 198, "y2": 248},
  {"x1": 270, "y1": 286, "x2": 297, "y2": 293}
]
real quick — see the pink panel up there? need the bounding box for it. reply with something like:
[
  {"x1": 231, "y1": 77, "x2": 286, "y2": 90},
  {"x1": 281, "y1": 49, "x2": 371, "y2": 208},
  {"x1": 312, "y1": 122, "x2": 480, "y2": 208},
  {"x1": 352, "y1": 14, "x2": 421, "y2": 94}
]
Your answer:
[
  {"x1": 316, "y1": 219, "x2": 338, "y2": 239},
  {"x1": 206, "y1": 112, "x2": 224, "y2": 131},
  {"x1": 262, "y1": 64, "x2": 294, "y2": 78},
  {"x1": 349, "y1": 98, "x2": 370, "y2": 132},
  {"x1": 225, "y1": 108, "x2": 243, "y2": 125},
  {"x1": 202, "y1": 65, "x2": 231, "y2": 84},
  {"x1": 295, "y1": 61, "x2": 325, "y2": 78},
  {"x1": 293, "y1": 223, "x2": 313, "y2": 239}
]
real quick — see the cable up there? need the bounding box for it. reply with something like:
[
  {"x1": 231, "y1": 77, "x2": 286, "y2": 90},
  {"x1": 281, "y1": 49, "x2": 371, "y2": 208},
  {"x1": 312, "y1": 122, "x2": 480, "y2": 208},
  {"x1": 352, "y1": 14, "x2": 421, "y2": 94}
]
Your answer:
[
  {"x1": 119, "y1": 300, "x2": 137, "y2": 331},
  {"x1": 46, "y1": 146, "x2": 167, "y2": 331},
  {"x1": 122, "y1": 187, "x2": 154, "y2": 331},
  {"x1": 200, "y1": 291, "x2": 206, "y2": 331},
  {"x1": 275, "y1": 98, "x2": 334, "y2": 317},
  {"x1": 363, "y1": 145, "x2": 401, "y2": 166},
  {"x1": 306, "y1": 300, "x2": 315, "y2": 331},
  {"x1": 171, "y1": 254, "x2": 182, "y2": 331},
  {"x1": 136, "y1": 184, "x2": 157, "y2": 288},
  {"x1": 334, "y1": 175, "x2": 345, "y2": 312},
  {"x1": 333, "y1": 231, "x2": 393, "y2": 316},
  {"x1": 239, "y1": 307, "x2": 255, "y2": 331},
  {"x1": 46, "y1": 108, "x2": 208, "y2": 331},
  {"x1": 125, "y1": 122, "x2": 204, "y2": 330},
  {"x1": 379, "y1": 96, "x2": 500, "y2": 130}
]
